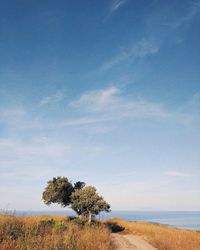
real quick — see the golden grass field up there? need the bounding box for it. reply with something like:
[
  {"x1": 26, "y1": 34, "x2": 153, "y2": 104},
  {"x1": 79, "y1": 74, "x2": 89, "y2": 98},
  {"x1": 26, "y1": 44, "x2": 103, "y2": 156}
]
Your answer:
[
  {"x1": 107, "y1": 218, "x2": 200, "y2": 250},
  {"x1": 1, "y1": 215, "x2": 200, "y2": 250},
  {"x1": 0, "y1": 215, "x2": 111, "y2": 250}
]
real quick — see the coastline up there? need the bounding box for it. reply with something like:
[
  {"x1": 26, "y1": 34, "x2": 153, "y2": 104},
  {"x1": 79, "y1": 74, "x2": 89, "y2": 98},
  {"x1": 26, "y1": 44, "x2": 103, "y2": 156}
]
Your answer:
[{"x1": 3, "y1": 210, "x2": 200, "y2": 231}]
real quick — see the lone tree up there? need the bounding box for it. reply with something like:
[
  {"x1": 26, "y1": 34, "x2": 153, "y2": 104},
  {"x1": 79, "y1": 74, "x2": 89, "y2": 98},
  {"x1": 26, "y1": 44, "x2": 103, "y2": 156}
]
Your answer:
[
  {"x1": 42, "y1": 176, "x2": 110, "y2": 224},
  {"x1": 71, "y1": 186, "x2": 111, "y2": 224}
]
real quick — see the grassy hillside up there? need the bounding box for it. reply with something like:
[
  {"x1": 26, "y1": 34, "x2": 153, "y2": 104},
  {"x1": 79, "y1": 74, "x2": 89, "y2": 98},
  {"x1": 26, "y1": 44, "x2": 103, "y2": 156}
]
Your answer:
[
  {"x1": 1, "y1": 215, "x2": 200, "y2": 250},
  {"x1": 0, "y1": 215, "x2": 111, "y2": 250},
  {"x1": 107, "y1": 218, "x2": 200, "y2": 250}
]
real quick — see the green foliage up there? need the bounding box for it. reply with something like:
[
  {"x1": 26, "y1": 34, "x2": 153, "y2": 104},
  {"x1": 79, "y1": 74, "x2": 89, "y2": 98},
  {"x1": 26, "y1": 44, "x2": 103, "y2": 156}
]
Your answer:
[
  {"x1": 72, "y1": 217, "x2": 87, "y2": 226},
  {"x1": 71, "y1": 186, "x2": 111, "y2": 220},
  {"x1": 42, "y1": 176, "x2": 111, "y2": 224},
  {"x1": 54, "y1": 220, "x2": 67, "y2": 232},
  {"x1": 74, "y1": 181, "x2": 85, "y2": 190},
  {"x1": 42, "y1": 176, "x2": 74, "y2": 207}
]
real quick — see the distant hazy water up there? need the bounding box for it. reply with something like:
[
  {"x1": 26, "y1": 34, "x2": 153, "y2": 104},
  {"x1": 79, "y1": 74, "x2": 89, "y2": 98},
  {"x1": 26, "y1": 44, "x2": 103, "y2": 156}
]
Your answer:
[
  {"x1": 12, "y1": 210, "x2": 200, "y2": 231},
  {"x1": 100, "y1": 211, "x2": 200, "y2": 231}
]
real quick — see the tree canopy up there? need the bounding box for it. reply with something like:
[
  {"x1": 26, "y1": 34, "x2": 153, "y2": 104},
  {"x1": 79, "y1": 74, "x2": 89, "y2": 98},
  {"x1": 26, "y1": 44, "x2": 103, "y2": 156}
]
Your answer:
[
  {"x1": 71, "y1": 186, "x2": 111, "y2": 223},
  {"x1": 42, "y1": 177, "x2": 74, "y2": 207},
  {"x1": 42, "y1": 176, "x2": 110, "y2": 223}
]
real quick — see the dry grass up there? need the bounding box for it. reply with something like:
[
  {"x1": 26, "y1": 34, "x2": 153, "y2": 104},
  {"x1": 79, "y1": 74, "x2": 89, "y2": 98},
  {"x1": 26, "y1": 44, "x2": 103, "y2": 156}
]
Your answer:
[
  {"x1": 2, "y1": 215, "x2": 200, "y2": 250},
  {"x1": 0, "y1": 215, "x2": 111, "y2": 250},
  {"x1": 107, "y1": 218, "x2": 200, "y2": 250}
]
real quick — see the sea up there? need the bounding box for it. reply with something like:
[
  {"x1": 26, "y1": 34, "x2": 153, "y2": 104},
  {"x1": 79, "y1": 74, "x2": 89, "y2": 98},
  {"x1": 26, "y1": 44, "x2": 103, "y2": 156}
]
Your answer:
[{"x1": 7, "y1": 210, "x2": 200, "y2": 231}]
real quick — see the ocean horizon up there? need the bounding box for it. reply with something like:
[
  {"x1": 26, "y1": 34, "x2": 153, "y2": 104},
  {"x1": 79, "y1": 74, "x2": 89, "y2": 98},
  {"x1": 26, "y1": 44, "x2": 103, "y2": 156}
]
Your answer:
[{"x1": 4, "y1": 210, "x2": 200, "y2": 231}]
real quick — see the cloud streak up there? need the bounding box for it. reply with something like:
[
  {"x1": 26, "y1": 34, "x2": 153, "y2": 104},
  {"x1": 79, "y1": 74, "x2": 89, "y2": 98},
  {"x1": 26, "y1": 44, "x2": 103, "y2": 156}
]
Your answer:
[
  {"x1": 172, "y1": 1, "x2": 200, "y2": 28},
  {"x1": 0, "y1": 106, "x2": 41, "y2": 131},
  {"x1": 157, "y1": 1, "x2": 200, "y2": 30},
  {"x1": 39, "y1": 90, "x2": 65, "y2": 106},
  {"x1": 165, "y1": 171, "x2": 193, "y2": 177},
  {"x1": 100, "y1": 39, "x2": 160, "y2": 71},
  {"x1": 110, "y1": 0, "x2": 129, "y2": 13},
  {"x1": 70, "y1": 86, "x2": 120, "y2": 111},
  {"x1": 54, "y1": 116, "x2": 113, "y2": 128},
  {"x1": 1, "y1": 88, "x2": 199, "y2": 133},
  {"x1": 70, "y1": 86, "x2": 171, "y2": 120},
  {"x1": 103, "y1": 0, "x2": 129, "y2": 22}
]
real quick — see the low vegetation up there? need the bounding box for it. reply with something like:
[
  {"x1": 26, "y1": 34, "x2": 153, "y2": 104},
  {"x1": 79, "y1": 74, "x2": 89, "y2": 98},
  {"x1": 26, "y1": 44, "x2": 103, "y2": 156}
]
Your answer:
[
  {"x1": 107, "y1": 218, "x2": 200, "y2": 250},
  {"x1": 0, "y1": 215, "x2": 111, "y2": 250},
  {"x1": 1, "y1": 213, "x2": 200, "y2": 250}
]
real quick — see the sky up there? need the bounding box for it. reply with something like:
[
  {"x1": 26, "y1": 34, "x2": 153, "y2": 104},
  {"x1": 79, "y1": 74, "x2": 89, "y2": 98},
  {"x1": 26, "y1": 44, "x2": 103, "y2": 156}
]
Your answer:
[{"x1": 0, "y1": 0, "x2": 200, "y2": 211}]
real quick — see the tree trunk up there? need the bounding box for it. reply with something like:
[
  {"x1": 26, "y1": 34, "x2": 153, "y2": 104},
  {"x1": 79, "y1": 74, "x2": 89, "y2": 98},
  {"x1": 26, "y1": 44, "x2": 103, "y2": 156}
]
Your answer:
[{"x1": 88, "y1": 212, "x2": 92, "y2": 225}]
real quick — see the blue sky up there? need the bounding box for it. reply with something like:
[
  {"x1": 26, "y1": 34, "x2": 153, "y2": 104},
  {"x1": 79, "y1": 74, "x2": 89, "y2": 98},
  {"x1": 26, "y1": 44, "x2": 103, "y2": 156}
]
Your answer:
[{"x1": 0, "y1": 0, "x2": 200, "y2": 211}]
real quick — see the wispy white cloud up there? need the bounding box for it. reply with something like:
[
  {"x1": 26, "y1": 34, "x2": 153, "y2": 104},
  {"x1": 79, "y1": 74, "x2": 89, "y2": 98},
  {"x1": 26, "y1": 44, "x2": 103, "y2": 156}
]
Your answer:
[
  {"x1": 0, "y1": 106, "x2": 41, "y2": 131},
  {"x1": 161, "y1": 1, "x2": 200, "y2": 29},
  {"x1": 67, "y1": 87, "x2": 200, "y2": 129},
  {"x1": 70, "y1": 86, "x2": 120, "y2": 111},
  {"x1": 1, "y1": 89, "x2": 198, "y2": 133},
  {"x1": 54, "y1": 116, "x2": 113, "y2": 128},
  {"x1": 103, "y1": 0, "x2": 129, "y2": 21},
  {"x1": 175, "y1": 1, "x2": 200, "y2": 28},
  {"x1": 0, "y1": 107, "x2": 26, "y2": 121},
  {"x1": 110, "y1": 0, "x2": 129, "y2": 13},
  {"x1": 100, "y1": 39, "x2": 160, "y2": 71},
  {"x1": 39, "y1": 90, "x2": 65, "y2": 106},
  {"x1": 70, "y1": 86, "x2": 171, "y2": 120},
  {"x1": 0, "y1": 90, "x2": 198, "y2": 139},
  {"x1": 0, "y1": 138, "x2": 70, "y2": 164},
  {"x1": 165, "y1": 171, "x2": 193, "y2": 177},
  {"x1": 0, "y1": 136, "x2": 106, "y2": 189}
]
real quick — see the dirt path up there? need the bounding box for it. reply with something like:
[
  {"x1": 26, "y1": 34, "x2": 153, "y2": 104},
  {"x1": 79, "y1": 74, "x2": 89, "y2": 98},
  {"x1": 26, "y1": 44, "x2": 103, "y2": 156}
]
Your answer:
[{"x1": 111, "y1": 233, "x2": 157, "y2": 250}]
